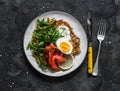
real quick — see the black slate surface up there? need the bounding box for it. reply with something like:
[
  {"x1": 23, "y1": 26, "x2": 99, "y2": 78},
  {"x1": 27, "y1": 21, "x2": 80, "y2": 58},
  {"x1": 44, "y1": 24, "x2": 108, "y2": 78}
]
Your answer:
[{"x1": 0, "y1": 0, "x2": 120, "y2": 91}]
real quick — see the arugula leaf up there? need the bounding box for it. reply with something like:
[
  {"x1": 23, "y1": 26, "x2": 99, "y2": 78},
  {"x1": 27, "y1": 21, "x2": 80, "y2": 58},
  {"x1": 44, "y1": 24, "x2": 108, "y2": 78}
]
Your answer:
[{"x1": 27, "y1": 18, "x2": 63, "y2": 70}]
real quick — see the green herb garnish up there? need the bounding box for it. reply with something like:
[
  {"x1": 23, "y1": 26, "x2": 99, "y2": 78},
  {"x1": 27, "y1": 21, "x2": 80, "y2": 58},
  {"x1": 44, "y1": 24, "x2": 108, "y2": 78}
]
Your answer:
[{"x1": 27, "y1": 18, "x2": 63, "y2": 70}]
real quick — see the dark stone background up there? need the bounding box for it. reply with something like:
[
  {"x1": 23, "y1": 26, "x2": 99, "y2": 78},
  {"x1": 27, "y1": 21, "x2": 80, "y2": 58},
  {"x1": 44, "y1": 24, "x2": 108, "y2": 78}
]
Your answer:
[{"x1": 0, "y1": 0, "x2": 120, "y2": 91}]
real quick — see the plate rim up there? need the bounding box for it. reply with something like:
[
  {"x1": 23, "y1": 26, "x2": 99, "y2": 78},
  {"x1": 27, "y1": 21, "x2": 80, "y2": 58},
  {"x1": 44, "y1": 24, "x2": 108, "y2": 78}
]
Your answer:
[{"x1": 23, "y1": 10, "x2": 88, "y2": 77}]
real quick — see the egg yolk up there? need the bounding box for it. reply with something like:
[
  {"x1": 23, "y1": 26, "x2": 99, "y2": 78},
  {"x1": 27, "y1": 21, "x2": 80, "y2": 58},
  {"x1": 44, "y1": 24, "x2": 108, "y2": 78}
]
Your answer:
[{"x1": 60, "y1": 42, "x2": 70, "y2": 52}]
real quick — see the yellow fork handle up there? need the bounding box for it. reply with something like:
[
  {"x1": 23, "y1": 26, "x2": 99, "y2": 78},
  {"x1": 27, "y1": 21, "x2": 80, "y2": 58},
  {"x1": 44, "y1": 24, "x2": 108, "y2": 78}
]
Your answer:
[{"x1": 88, "y1": 46, "x2": 93, "y2": 74}]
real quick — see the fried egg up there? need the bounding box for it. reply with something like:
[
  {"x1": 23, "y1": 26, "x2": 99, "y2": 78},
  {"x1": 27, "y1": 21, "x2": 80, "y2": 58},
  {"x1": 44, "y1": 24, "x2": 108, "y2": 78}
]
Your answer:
[{"x1": 56, "y1": 37, "x2": 73, "y2": 54}]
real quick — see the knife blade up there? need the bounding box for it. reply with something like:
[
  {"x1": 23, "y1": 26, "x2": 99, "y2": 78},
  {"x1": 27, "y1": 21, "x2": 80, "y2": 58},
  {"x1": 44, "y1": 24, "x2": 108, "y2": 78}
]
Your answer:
[{"x1": 87, "y1": 11, "x2": 93, "y2": 74}]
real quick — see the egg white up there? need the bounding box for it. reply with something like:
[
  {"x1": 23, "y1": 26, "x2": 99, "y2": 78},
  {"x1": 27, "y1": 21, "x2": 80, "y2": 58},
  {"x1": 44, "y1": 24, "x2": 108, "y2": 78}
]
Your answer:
[
  {"x1": 58, "y1": 26, "x2": 71, "y2": 41},
  {"x1": 58, "y1": 26, "x2": 70, "y2": 35}
]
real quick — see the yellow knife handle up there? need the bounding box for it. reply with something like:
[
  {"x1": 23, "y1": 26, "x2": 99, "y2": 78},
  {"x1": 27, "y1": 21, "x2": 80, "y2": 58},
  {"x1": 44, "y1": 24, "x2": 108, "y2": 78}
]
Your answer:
[{"x1": 88, "y1": 46, "x2": 93, "y2": 74}]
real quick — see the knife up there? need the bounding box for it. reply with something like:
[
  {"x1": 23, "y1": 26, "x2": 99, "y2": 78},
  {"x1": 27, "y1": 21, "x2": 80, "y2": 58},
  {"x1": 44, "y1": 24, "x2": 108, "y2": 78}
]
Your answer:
[{"x1": 87, "y1": 11, "x2": 93, "y2": 74}]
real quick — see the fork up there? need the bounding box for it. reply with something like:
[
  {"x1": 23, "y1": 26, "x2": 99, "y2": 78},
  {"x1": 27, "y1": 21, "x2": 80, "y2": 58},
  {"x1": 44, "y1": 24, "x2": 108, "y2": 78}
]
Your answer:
[{"x1": 92, "y1": 19, "x2": 106, "y2": 76}]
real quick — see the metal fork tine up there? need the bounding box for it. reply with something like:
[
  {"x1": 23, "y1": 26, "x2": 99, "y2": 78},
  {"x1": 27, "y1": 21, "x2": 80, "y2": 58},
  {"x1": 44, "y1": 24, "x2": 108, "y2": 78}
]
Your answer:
[
  {"x1": 98, "y1": 19, "x2": 106, "y2": 36},
  {"x1": 97, "y1": 21, "x2": 103, "y2": 35},
  {"x1": 103, "y1": 22, "x2": 106, "y2": 36},
  {"x1": 102, "y1": 25, "x2": 105, "y2": 36},
  {"x1": 100, "y1": 23, "x2": 104, "y2": 35},
  {"x1": 100, "y1": 22, "x2": 105, "y2": 37},
  {"x1": 101, "y1": 23, "x2": 105, "y2": 35}
]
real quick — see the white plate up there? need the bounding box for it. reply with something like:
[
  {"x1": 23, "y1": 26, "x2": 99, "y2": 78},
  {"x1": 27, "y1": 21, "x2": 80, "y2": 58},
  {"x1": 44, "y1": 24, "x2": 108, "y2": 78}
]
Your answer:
[{"x1": 23, "y1": 11, "x2": 87, "y2": 77}]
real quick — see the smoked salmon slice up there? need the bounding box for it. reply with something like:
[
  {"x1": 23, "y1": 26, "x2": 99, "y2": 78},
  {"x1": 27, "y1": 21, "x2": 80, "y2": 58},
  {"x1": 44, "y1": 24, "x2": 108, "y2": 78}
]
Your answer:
[{"x1": 45, "y1": 43, "x2": 66, "y2": 71}]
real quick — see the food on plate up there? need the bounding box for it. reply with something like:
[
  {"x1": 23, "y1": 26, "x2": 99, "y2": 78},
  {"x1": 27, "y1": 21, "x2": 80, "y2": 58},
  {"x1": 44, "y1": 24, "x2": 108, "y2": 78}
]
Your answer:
[
  {"x1": 58, "y1": 55, "x2": 74, "y2": 70},
  {"x1": 56, "y1": 19, "x2": 80, "y2": 55},
  {"x1": 56, "y1": 37, "x2": 73, "y2": 54},
  {"x1": 27, "y1": 18, "x2": 80, "y2": 71}
]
